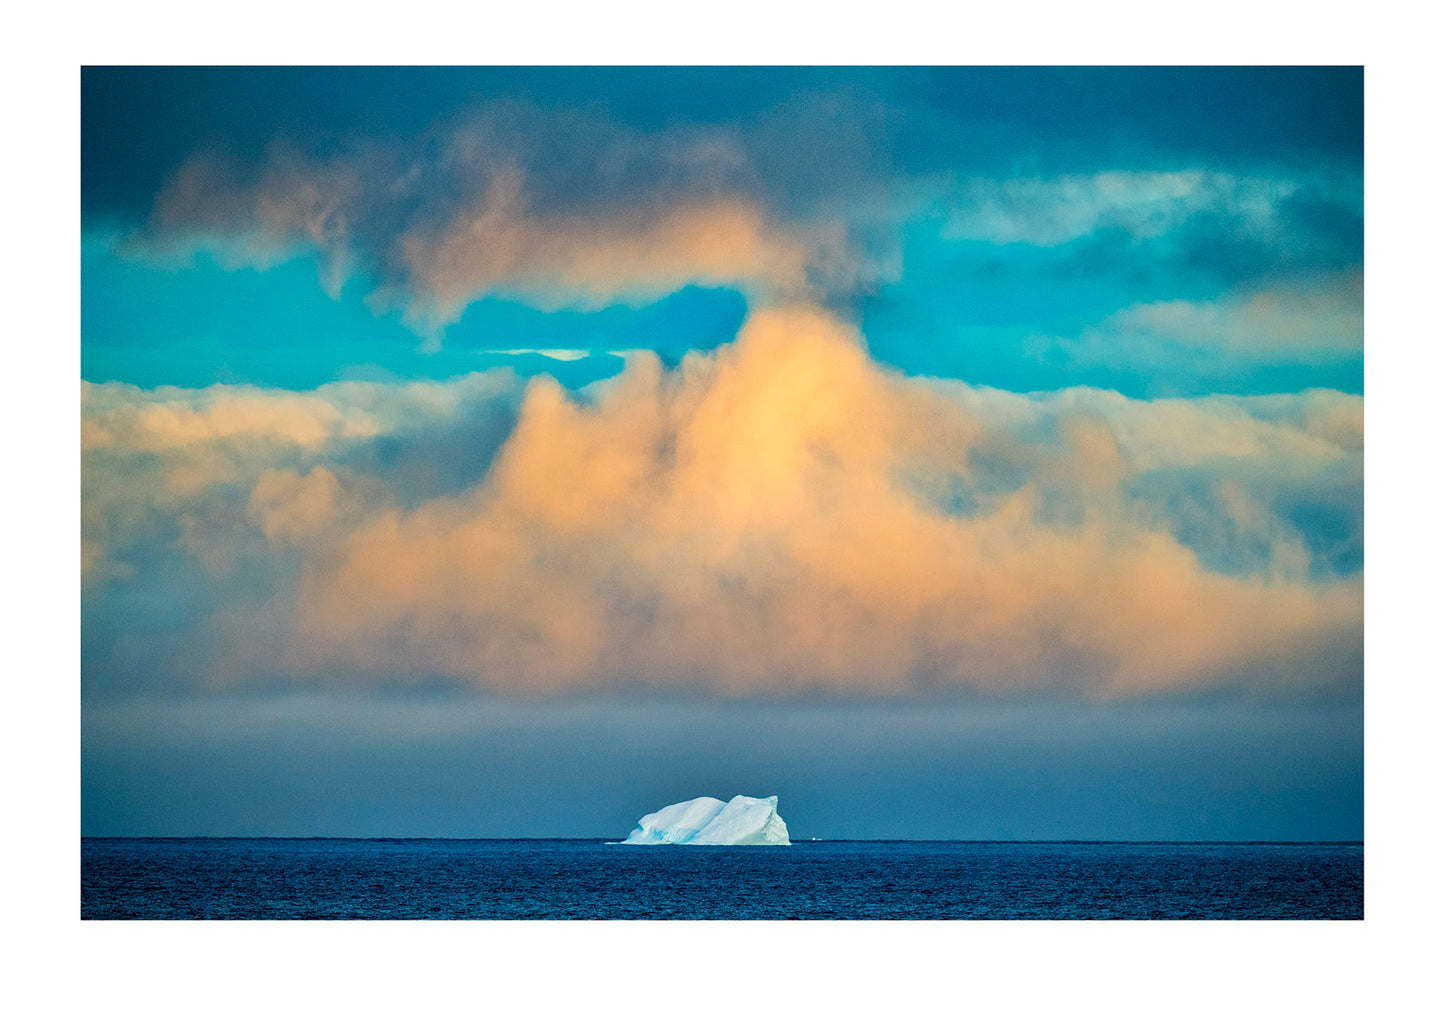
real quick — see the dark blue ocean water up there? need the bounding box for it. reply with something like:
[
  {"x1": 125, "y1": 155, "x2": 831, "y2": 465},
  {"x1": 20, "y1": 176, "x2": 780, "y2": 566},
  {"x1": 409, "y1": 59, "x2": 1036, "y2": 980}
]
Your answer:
[{"x1": 81, "y1": 838, "x2": 1361, "y2": 920}]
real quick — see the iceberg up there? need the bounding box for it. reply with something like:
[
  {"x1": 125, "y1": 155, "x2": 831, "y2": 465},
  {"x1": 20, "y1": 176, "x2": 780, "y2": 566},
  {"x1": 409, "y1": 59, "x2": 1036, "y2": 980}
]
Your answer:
[{"x1": 623, "y1": 795, "x2": 791, "y2": 845}]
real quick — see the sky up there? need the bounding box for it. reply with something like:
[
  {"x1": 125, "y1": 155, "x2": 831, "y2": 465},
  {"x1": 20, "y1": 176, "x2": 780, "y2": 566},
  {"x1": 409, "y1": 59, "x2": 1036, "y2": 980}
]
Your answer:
[{"x1": 80, "y1": 66, "x2": 1364, "y2": 839}]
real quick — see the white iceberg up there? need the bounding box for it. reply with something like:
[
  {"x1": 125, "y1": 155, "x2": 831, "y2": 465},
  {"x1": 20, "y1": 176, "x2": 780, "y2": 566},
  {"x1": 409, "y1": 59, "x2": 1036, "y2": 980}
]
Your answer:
[{"x1": 623, "y1": 795, "x2": 791, "y2": 845}]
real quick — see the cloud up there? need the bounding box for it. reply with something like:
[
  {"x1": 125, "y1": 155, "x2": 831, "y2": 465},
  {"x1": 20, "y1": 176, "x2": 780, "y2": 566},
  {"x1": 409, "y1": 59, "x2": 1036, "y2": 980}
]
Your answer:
[
  {"x1": 1034, "y1": 276, "x2": 1363, "y2": 381},
  {"x1": 943, "y1": 170, "x2": 1353, "y2": 248},
  {"x1": 248, "y1": 466, "x2": 345, "y2": 544},
  {"x1": 81, "y1": 373, "x2": 523, "y2": 452},
  {"x1": 81, "y1": 306, "x2": 1362, "y2": 699},
  {"x1": 394, "y1": 179, "x2": 829, "y2": 330},
  {"x1": 944, "y1": 380, "x2": 1363, "y2": 471},
  {"x1": 81, "y1": 380, "x2": 379, "y2": 452},
  {"x1": 1096, "y1": 281, "x2": 1360, "y2": 353},
  {"x1": 137, "y1": 103, "x2": 867, "y2": 337},
  {"x1": 80, "y1": 372, "x2": 524, "y2": 585}
]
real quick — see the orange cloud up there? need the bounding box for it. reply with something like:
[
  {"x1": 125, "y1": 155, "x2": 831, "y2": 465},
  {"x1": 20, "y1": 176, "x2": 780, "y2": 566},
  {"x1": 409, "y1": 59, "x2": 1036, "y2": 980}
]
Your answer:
[
  {"x1": 271, "y1": 306, "x2": 1360, "y2": 697},
  {"x1": 144, "y1": 138, "x2": 853, "y2": 336},
  {"x1": 81, "y1": 381, "x2": 379, "y2": 452},
  {"x1": 397, "y1": 174, "x2": 829, "y2": 329}
]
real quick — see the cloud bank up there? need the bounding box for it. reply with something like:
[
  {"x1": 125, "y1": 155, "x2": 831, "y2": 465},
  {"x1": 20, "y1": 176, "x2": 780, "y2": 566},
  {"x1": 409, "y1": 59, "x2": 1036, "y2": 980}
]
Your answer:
[{"x1": 83, "y1": 306, "x2": 1362, "y2": 699}]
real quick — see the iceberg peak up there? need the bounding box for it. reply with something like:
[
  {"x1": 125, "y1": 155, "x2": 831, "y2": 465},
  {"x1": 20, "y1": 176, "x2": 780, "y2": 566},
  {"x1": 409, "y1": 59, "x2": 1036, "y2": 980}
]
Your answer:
[{"x1": 623, "y1": 794, "x2": 791, "y2": 845}]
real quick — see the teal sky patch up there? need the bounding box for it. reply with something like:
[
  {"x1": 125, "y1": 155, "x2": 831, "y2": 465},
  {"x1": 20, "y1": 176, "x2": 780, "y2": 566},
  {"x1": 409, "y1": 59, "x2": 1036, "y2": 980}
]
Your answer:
[{"x1": 83, "y1": 236, "x2": 749, "y2": 391}]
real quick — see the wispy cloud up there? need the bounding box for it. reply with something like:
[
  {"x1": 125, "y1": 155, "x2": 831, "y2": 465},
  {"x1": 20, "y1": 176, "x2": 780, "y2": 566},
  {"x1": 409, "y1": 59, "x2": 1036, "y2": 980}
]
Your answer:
[
  {"x1": 1028, "y1": 275, "x2": 1364, "y2": 386},
  {"x1": 1113, "y1": 277, "x2": 1358, "y2": 347},
  {"x1": 944, "y1": 170, "x2": 1357, "y2": 248}
]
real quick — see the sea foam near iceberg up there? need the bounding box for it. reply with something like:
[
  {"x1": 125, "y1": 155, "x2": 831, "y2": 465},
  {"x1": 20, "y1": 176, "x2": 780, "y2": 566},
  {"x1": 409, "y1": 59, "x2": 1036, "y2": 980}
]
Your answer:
[{"x1": 622, "y1": 795, "x2": 791, "y2": 845}]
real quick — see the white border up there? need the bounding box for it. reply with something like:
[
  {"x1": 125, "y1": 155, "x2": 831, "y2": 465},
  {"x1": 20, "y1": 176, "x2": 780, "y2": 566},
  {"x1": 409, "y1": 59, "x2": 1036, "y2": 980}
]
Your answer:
[{"x1": 12, "y1": 6, "x2": 1440, "y2": 1016}]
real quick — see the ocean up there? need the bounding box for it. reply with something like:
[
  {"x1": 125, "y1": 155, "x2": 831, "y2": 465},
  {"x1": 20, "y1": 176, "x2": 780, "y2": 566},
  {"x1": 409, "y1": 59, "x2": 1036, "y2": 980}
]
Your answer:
[{"x1": 81, "y1": 838, "x2": 1362, "y2": 919}]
